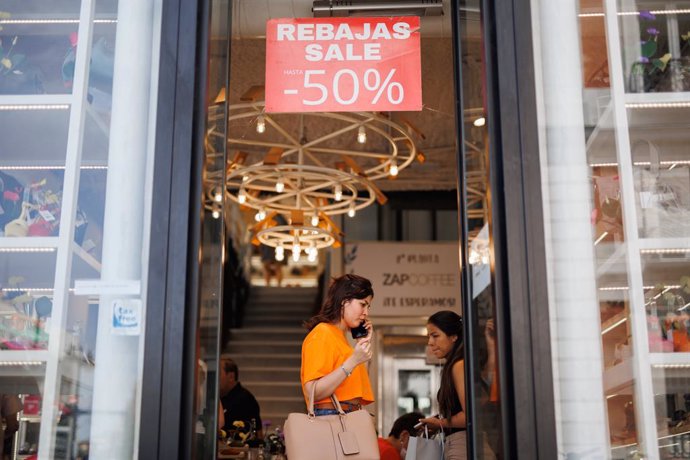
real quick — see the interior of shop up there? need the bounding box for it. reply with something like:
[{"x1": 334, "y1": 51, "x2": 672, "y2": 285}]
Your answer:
[{"x1": 201, "y1": 1, "x2": 497, "y2": 459}]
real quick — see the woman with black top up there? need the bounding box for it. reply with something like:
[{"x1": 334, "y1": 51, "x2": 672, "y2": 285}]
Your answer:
[{"x1": 418, "y1": 311, "x2": 495, "y2": 459}]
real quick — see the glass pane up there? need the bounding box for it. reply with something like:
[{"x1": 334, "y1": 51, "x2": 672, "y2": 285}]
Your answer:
[
  {"x1": 0, "y1": 0, "x2": 162, "y2": 458},
  {"x1": 458, "y1": 0, "x2": 503, "y2": 457},
  {"x1": 533, "y1": 0, "x2": 690, "y2": 457},
  {"x1": 398, "y1": 370, "x2": 433, "y2": 416},
  {"x1": 190, "y1": 0, "x2": 230, "y2": 457}
]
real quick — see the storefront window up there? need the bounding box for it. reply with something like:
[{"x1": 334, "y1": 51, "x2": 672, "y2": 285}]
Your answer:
[
  {"x1": 0, "y1": 0, "x2": 162, "y2": 458},
  {"x1": 533, "y1": 0, "x2": 690, "y2": 457}
]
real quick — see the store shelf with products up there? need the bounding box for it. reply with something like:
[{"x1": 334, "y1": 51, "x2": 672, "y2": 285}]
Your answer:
[
  {"x1": 592, "y1": 1, "x2": 690, "y2": 456},
  {"x1": 1, "y1": 1, "x2": 115, "y2": 457}
]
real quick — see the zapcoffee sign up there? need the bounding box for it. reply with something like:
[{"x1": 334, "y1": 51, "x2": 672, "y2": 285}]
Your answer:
[{"x1": 265, "y1": 17, "x2": 422, "y2": 113}]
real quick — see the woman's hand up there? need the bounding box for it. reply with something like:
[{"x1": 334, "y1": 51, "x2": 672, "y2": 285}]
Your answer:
[
  {"x1": 418, "y1": 415, "x2": 444, "y2": 430},
  {"x1": 351, "y1": 337, "x2": 372, "y2": 365}
]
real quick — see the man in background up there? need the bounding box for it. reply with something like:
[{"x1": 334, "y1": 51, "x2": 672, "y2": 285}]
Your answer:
[
  {"x1": 219, "y1": 357, "x2": 263, "y2": 438},
  {"x1": 378, "y1": 412, "x2": 423, "y2": 460}
]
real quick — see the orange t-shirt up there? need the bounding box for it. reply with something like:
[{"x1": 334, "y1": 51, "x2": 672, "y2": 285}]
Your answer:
[{"x1": 301, "y1": 322, "x2": 374, "y2": 406}]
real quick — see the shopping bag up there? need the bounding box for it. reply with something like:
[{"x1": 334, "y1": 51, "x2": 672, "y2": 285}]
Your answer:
[{"x1": 405, "y1": 426, "x2": 444, "y2": 460}]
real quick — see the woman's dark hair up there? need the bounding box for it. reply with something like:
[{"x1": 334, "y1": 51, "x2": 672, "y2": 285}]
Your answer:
[
  {"x1": 304, "y1": 274, "x2": 373, "y2": 331},
  {"x1": 428, "y1": 310, "x2": 464, "y2": 419}
]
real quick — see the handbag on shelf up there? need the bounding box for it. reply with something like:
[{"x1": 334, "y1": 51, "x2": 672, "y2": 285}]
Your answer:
[
  {"x1": 405, "y1": 425, "x2": 444, "y2": 460},
  {"x1": 284, "y1": 383, "x2": 379, "y2": 460},
  {"x1": 632, "y1": 139, "x2": 690, "y2": 238}
]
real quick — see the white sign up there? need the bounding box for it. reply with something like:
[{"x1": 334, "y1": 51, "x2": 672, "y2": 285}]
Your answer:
[
  {"x1": 344, "y1": 242, "x2": 461, "y2": 317},
  {"x1": 111, "y1": 299, "x2": 142, "y2": 335}
]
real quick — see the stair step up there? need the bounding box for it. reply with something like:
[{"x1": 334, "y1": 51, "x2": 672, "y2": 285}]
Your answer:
[
  {"x1": 240, "y1": 366, "x2": 300, "y2": 381},
  {"x1": 244, "y1": 381, "x2": 303, "y2": 398},
  {"x1": 225, "y1": 340, "x2": 302, "y2": 355},
  {"x1": 255, "y1": 396, "x2": 306, "y2": 415},
  {"x1": 231, "y1": 354, "x2": 301, "y2": 368},
  {"x1": 243, "y1": 318, "x2": 306, "y2": 328},
  {"x1": 245, "y1": 305, "x2": 313, "y2": 314},
  {"x1": 230, "y1": 328, "x2": 306, "y2": 341}
]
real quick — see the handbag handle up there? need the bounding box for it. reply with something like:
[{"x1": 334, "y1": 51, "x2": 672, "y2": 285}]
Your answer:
[{"x1": 306, "y1": 380, "x2": 346, "y2": 417}]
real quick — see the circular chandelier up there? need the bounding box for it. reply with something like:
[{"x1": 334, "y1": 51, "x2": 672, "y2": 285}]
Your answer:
[
  {"x1": 257, "y1": 224, "x2": 336, "y2": 263},
  {"x1": 226, "y1": 101, "x2": 420, "y2": 221}
]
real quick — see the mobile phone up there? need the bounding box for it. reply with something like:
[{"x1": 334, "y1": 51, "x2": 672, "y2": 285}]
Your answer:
[
  {"x1": 413, "y1": 421, "x2": 424, "y2": 430},
  {"x1": 351, "y1": 321, "x2": 368, "y2": 339}
]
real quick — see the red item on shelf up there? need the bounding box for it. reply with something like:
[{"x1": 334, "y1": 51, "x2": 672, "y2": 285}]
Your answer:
[{"x1": 23, "y1": 395, "x2": 41, "y2": 415}]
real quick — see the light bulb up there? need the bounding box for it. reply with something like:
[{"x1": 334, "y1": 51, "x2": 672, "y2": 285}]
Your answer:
[
  {"x1": 357, "y1": 126, "x2": 366, "y2": 144},
  {"x1": 276, "y1": 178, "x2": 285, "y2": 193},
  {"x1": 311, "y1": 212, "x2": 319, "y2": 227},
  {"x1": 256, "y1": 115, "x2": 266, "y2": 133},
  {"x1": 334, "y1": 184, "x2": 342, "y2": 201},
  {"x1": 308, "y1": 250, "x2": 317, "y2": 262},
  {"x1": 292, "y1": 250, "x2": 300, "y2": 262},
  {"x1": 473, "y1": 117, "x2": 486, "y2": 127},
  {"x1": 242, "y1": 175, "x2": 249, "y2": 183},
  {"x1": 238, "y1": 187, "x2": 247, "y2": 204},
  {"x1": 212, "y1": 210, "x2": 220, "y2": 219},
  {"x1": 347, "y1": 204, "x2": 356, "y2": 218},
  {"x1": 276, "y1": 244, "x2": 284, "y2": 255},
  {"x1": 275, "y1": 251, "x2": 284, "y2": 262},
  {"x1": 255, "y1": 209, "x2": 266, "y2": 222},
  {"x1": 214, "y1": 190, "x2": 222, "y2": 202},
  {"x1": 292, "y1": 236, "x2": 301, "y2": 258},
  {"x1": 389, "y1": 161, "x2": 399, "y2": 177}
]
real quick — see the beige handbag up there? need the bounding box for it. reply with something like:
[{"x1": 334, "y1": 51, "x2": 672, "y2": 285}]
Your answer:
[{"x1": 284, "y1": 383, "x2": 379, "y2": 460}]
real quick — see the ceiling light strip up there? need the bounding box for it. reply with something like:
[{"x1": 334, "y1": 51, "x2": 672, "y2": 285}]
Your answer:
[{"x1": 0, "y1": 19, "x2": 117, "y2": 24}]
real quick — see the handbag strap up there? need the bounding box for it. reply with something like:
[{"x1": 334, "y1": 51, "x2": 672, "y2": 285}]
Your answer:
[{"x1": 306, "y1": 380, "x2": 346, "y2": 417}]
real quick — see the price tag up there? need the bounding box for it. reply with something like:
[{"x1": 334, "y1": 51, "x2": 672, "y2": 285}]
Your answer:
[{"x1": 265, "y1": 17, "x2": 422, "y2": 113}]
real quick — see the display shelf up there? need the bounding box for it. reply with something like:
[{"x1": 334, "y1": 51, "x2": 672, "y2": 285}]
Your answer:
[
  {"x1": 639, "y1": 238, "x2": 690, "y2": 251},
  {"x1": 625, "y1": 92, "x2": 690, "y2": 108},
  {"x1": 0, "y1": 350, "x2": 48, "y2": 364},
  {"x1": 0, "y1": 95, "x2": 72, "y2": 107},
  {"x1": 0, "y1": 237, "x2": 58, "y2": 250},
  {"x1": 649, "y1": 352, "x2": 690, "y2": 366}
]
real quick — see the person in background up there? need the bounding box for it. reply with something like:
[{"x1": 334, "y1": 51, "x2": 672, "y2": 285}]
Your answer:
[
  {"x1": 1, "y1": 394, "x2": 22, "y2": 460},
  {"x1": 419, "y1": 310, "x2": 495, "y2": 459},
  {"x1": 378, "y1": 412, "x2": 424, "y2": 460},
  {"x1": 219, "y1": 357, "x2": 263, "y2": 438},
  {"x1": 301, "y1": 274, "x2": 374, "y2": 416}
]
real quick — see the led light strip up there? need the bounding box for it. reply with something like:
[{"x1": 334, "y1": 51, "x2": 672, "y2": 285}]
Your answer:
[
  {"x1": 0, "y1": 361, "x2": 44, "y2": 366},
  {"x1": 590, "y1": 160, "x2": 690, "y2": 168},
  {"x1": 579, "y1": 9, "x2": 690, "y2": 17},
  {"x1": 599, "y1": 285, "x2": 681, "y2": 291},
  {"x1": 0, "y1": 248, "x2": 56, "y2": 253},
  {"x1": 641, "y1": 248, "x2": 690, "y2": 254},
  {"x1": 0, "y1": 165, "x2": 107, "y2": 170},
  {"x1": 0, "y1": 104, "x2": 69, "y2": 111},
  {"x1": 653, "y1": 363, "x2": 690, "y2": 369},
  {"x1": 0, "y1": 19, "x2": 117, "y2": 24},
  {"x1": 626, "y1": 102, "x2": 690, "y2": 109}
]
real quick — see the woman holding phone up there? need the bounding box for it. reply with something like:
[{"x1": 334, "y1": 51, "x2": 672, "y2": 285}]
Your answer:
[{"x1": 301, "y1": 273, "x2": 374, "y2": 416}]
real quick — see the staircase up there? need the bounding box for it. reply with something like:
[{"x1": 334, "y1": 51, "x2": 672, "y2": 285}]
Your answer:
[{"x1": 226, "y1": 286, "x2": 317, "y2": 431}]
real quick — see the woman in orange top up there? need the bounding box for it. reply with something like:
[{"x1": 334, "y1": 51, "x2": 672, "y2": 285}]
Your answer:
[{"x1": 301, "y1": 274, "x2": 375, "y2": 415}]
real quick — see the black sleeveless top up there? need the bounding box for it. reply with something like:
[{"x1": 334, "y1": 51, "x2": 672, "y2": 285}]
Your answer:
[{"x1": 441, "y1": 361, "x2": 466, "y2": 434}]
